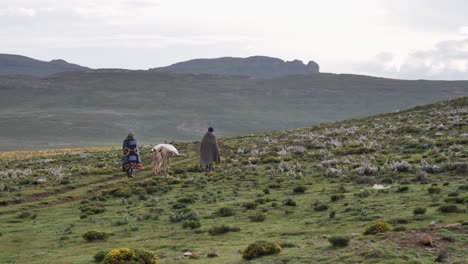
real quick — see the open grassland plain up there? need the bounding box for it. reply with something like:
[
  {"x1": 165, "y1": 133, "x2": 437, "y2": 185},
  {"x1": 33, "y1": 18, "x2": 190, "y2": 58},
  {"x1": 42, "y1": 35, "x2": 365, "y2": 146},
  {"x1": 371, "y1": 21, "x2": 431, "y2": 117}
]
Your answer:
[{"x1": 0, "y1": 97, "x2": 467, "y2": 264}]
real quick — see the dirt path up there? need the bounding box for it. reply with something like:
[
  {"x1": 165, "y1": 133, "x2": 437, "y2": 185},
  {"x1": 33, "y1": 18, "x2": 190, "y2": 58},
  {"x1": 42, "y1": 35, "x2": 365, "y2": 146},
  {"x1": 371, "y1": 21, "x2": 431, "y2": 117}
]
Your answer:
[{"x1": 0, "y1": 157, "x2": 199, "y2": 215}]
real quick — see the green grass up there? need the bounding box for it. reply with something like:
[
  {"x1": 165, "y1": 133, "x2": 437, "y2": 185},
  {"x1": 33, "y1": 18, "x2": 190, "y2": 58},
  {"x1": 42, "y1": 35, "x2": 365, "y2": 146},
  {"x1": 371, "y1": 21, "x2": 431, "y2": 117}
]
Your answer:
[{"x1": 0, "y1": 96, "x2": 467, "y2": 263}]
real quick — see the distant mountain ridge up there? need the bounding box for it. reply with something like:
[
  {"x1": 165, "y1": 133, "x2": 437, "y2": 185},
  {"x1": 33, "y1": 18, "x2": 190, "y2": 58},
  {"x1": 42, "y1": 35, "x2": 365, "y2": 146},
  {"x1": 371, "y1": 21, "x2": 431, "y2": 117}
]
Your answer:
[
  {"x1": 152, "y1": 56, "x2": 320, "y2": 78},
  {"x1": 0, "y1": 54, "x2": 90, "y2": 77},
  {"x1": 0, "y1": 70, "x2": 467, "y2": 150}
]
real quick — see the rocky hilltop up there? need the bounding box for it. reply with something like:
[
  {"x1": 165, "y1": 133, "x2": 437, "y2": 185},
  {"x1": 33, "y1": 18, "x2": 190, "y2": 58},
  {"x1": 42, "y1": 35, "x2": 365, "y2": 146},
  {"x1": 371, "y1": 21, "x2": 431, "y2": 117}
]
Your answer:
[{"x1": 153, "y1": 56, "x2": 320, "y2": 78}]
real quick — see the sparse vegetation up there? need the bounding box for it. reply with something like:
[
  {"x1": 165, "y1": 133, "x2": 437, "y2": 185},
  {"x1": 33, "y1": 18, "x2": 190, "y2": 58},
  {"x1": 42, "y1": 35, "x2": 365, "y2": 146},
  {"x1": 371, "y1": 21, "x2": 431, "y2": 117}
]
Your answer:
[
  {"x1": 82, "y1": 231, "x2": 111, "y2": 242},
  {"x1": 241, "y1": 241, "x2": 281, "y2": 260},
  {"x1": 0, "y1": 97, "x2": 466, "y2": 263},
  {"x1": 364, "y1": 222, "x2": 393, "y2": 235},
  {"x1": 328, "y1": 235, "x2": 351, "y2": 247}
]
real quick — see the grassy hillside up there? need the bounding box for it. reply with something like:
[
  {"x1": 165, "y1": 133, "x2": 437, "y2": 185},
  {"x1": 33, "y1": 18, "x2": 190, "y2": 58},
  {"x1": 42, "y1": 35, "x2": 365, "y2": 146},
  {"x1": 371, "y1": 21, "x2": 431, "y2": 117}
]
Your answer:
[
  {"x1": 0, "y1": 97, "x2": 467, "y2": 263},
  {"x1": 1, "y1": 71, "x2": 467, "y2": 150}
]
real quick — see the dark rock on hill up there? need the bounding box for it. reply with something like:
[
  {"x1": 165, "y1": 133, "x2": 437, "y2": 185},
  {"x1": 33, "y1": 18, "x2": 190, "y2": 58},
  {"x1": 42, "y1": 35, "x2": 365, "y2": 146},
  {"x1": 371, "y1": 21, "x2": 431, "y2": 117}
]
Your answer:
[
  {"x1": 153, "y1": 56, "x2": 319, "y2": 78},
  {"x1": 0, "y1": 54, "x2": 90, "y2": 77}
]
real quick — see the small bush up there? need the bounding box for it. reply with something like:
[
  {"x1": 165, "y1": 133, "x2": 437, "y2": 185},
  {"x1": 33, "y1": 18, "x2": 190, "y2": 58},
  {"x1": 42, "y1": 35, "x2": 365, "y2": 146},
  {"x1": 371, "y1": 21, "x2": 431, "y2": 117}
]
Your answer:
[
  {"x1": 283, "y1": 198, "x2": 296, "y2": 206},
  {"x1": 217, "y1": 207, "x2": 235, "y2": 217},
  {"x1": 440, "y1": 233, "x2": 456, "y2": 242},
  {"x1": 393, "y1": 226, "x2": 407, "y2": 232},
  {"x1": 249, "y1": 212, "x2": 267, "y2": 222},
  {"x1": 79, "y1": 204, "x2": 105, "y2": 215},
  {"x1": 293, "y1": 185, "x2": 307, "y2": 194},
  {"x1": 261, "y1": 156, "x2": 281, "y2": 164},
  {"x1": 104, "y1": 187, "x2": 132, "y2": 198},
  {"x1": 171, "y1": 203, "x2": 187, "y2": 209},
  {"x1": 413, "y1": 207, "x2": 426, "y2": 215},
  {"x1": 177, "y1": 197, "x2": 195, "y2": 204},
  {"x1": 169, "y1": 208, "x2": 199, "y2": 223},
  {"x1": 330, "y1": 194, "x2": 345, "y2": 202},
  {"x1": 182, "y1": 220, "x2": 201, "y2": 229},
  {"x1": 355, "y1": 190, "x2": 372, "y2": 198},
  {"x1": 396, "y1": 186, "x2": 409, "y2": 193},
  {"x1": 241, "y1": 241, "x2": 281, "y2": 260},
  {"x1": 364, "y1": 222, "x2": 393, "y2": 235},
  {"x1": 313, "y1": 203, "x2": 329, "y2": 211},
  {"x1": 16, "y1": 211, "x2": 32, "y2": 219},
  {"x1": 328, "y1": 235, "x2": 350, "y2": 247},
  {"x1": 389, "y1": 161, "x2": 411, "y2": 172},
  {"x1": 82, "y1": 231, "x2": 111, "y2": 242},
  {"x1": 187, "y1": 164, "x2": 202, "y2": 172},
  {"x1": 242, "y1": 202, "x2": 258, "y2": 210},
  {"x1": 94, "y1": 250, "x2": 107, "y2": 262},
  {"x1": 329, "y1": 211, "x2": 336, "y2": 218},
  {"x1": 102, "y1": 248, "x2": 157, "y2": 264},
  {"x1": 438, "y1": 204, "x2": 460, "y2": 213},
  {"x1": 208, "y1": 225, "x2": 241, "y2": 235},
  {"x1": 428, "y1": 186, "x2": 442, "y2": 194}
]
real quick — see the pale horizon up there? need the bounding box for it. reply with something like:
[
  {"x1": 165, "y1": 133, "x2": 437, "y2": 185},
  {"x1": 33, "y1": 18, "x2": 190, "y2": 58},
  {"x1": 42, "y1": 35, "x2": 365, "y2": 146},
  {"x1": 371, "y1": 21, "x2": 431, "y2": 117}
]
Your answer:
[{"x1": 2, "y1": 0, "x2": 468, "y2": 80}]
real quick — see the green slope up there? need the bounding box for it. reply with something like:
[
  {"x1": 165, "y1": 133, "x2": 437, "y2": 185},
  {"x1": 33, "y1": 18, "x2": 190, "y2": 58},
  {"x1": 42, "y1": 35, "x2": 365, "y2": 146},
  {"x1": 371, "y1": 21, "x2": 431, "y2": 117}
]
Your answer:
[
  {"x1": 1, "y1": 71, "x2": 467, "y2": 150},
  {"x1": 0, "y1": 96, "x2": 466, "y2": 263}
]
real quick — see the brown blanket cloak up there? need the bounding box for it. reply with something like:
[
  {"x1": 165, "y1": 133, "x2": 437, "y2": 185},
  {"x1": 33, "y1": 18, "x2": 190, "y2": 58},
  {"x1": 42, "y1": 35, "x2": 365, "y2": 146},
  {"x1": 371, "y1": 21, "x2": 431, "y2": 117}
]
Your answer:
[{"x1": 200, "y1": 132, "x2": 220, "y2": 166}]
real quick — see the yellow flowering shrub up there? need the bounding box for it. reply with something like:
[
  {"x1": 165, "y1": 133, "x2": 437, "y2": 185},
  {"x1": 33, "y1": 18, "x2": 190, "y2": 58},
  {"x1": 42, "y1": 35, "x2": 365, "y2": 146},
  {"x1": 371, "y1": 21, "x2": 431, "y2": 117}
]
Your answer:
[
  {"x1": 241, "y1": 241, "x2": 281, "y2": 260},
  {"x1": 364, "y1": 221, "x2": 393, "y2": 235},
  {"x1": 101, "y1": 248, "x2": 157, "y2": 264}
]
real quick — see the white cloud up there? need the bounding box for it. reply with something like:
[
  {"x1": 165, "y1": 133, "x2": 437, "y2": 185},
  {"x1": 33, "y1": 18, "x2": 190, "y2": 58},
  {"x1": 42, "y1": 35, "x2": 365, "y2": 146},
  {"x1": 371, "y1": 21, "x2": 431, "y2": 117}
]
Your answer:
[
  {"x1": 1, "y1": 0, "x2": 468, "y2": 79},
  {"x1": 361, "y1": 38, "x2": 468, "y2": 80},
  {"x1": 0, "y1": 7, "x2": 37, "y2": 16},
  {"x1": 460, "y1": 26, "x2": 468, "y2": 35}
]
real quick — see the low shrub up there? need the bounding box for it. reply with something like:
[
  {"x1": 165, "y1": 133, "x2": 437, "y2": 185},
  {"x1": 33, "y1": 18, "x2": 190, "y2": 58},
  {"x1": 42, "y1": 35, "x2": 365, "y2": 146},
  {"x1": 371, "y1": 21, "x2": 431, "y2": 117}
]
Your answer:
[
  {"x1": 330, "y1": 194, "x2": 345, "y2": 202},
  {"x1": 328, "y1": 235, "x2": 350, "y2": 247},
  {"x1": 217, "y1": 207, "x2": 235, "y2": 217},
  {"x1": 389, "y1": 161, "x2": 411, "y2": 172},
  {"x1": 293, "y1": 185, "x2": 307, "y2": 194},
  {"x1": 187, "y1": 164, "x2": 202, "y2": 172},
  {"x1": 16, "y1": 211, "x2": 32, "y2": 219},
  {"x1": 261, "y1": 156, "x2": 281, "y2": 164},
  {"x1": 438, "y1": 204, "x2": 460, "y2": 213},
  {"x1": 313, "y1": 203, "x2": 329, "y2": 211},
  {"x1": 169, "y1": 208, "x2": 199, "y2": 223},
  {"x1": 171, "y1": 203, "x2": 187, "y2": 209},
  {"x1": 103, "y1": 187, "x2": 132, "y2": 198},
  {"x1": 396, "y1": 186, "x2": 409, "y2": 193},
  {"x1": 355, "y1": 190, "x2": 372, "y2": 198},
  {"x1": 82, "y1": 231, "x2": 111, "y2": 242},
  {"x1": 428, "y1": 186, "x2": 442, "y2": 194},
  {"x1": 393, "y1": 226, "x2": 407, "y2": 232},
  {"x1": 182, "y1": 220, "x2": 201, "y2": 229},
  {"x1": 444, "y1": 196, "x2": 467, "y2": 204},
  {"x1": 94, "y1": 250, "x2": 107, "y2": 262},
  {"x1": 79, "y1": 204, "x2": 105, "y2": 215},
  {"x1": 177, "y1": 197, "x2": 195, "y2": 204},
  {"x1": 413, "y1": 207, "x2": 426, "y2": 215},
  {"x1": 364, "y1": 222, "x2": 393, "y2": 235},
  {"x1": 249, "y1": 212, "x2": 267, "y2": 222},
  {"x1": 283, "y1": 198, "x2": 296, "y2": 206},
  {"x1": 208, "y1": 225, "x2": 241, "y2": 235},
  {"x1": 242, "y1": 202, "x2": 258, "y2": 210},
  {"x1": 241, "y1": 241, "x2": 281, "y2": 260},
  {"x1": 101, "y1": 248, "x2": 157, "y2": 264}
]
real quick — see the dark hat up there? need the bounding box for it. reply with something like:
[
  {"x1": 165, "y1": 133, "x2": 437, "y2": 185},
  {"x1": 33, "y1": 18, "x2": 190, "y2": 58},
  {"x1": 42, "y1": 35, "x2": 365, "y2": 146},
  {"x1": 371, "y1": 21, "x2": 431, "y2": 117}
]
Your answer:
[{"x1": 208, "y1": 127, "x2": 214, "y2": 132}]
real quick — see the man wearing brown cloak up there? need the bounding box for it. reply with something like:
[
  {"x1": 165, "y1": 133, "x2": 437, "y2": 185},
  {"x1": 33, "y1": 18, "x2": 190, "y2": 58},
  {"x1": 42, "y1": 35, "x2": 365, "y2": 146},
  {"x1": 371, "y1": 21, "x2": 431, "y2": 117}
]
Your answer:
[{"x1": 200, "y1": 127, "x2": 220, "y2": 173}]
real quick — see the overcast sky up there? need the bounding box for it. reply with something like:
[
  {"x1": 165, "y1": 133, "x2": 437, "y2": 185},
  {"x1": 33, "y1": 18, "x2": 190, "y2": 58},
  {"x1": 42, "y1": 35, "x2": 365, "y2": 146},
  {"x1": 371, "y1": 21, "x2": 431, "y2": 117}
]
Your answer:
[{"x1": 1, "y1": 0, "x2": 468, "y2": 80}]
